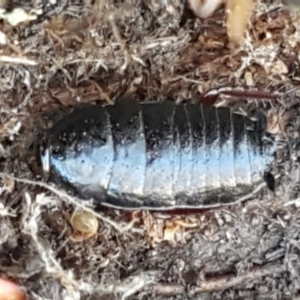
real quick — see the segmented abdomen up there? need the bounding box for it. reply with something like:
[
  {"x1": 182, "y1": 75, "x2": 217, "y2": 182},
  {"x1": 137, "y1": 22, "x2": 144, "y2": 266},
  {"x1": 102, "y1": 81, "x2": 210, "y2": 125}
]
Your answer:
[{"x1": 40, "y1": 99, "x2": 276, "y2": 210}]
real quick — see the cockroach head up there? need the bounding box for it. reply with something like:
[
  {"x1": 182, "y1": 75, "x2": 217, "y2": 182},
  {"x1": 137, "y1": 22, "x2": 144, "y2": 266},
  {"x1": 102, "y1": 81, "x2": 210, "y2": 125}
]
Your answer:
[{"x1": 29, "y1": 108, "x2": 68, "y2": 179}]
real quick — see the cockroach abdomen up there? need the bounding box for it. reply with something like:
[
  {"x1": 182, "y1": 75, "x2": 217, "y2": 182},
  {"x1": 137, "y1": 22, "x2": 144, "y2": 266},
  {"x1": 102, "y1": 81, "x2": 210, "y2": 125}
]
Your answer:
[{"x1": 39, "y1": 99, "x2": 281, "y2": 211}]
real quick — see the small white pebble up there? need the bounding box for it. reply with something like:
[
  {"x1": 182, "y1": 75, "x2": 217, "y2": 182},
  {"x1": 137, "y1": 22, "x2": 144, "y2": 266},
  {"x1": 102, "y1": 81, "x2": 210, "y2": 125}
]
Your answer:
[
  {"x1": 223, "y1": 213, "x2": 232, "y2": 223},
  {"x1": 226, "y1": 231, "x2": 232, "y2": 239},
  {"x1": 0, "y1": 31, "x2": 7, "y2": 45},
  {"x1": 251, "y1": 215, "x2": 262, "y2": 227},
  {"x1": 200, "y1": 215, "x2": 206, "y2": 222},
  {"x1": 214, "y1": 212, "x2": 224, "y2": 227},
  {"x1": 204, "y1": 229, "x2": 211, "y2": 237},
  {"x1": 0, "y1": 8, "x2": 37, "y2": 26},
  {"x1": 266, "y1": 31, "x2": 272, "y2": 39}
]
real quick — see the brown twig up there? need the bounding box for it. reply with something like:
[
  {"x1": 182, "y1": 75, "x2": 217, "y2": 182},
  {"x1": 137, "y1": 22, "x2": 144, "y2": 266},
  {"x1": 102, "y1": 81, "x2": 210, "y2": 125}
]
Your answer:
[{"x1": 152, "y1": 264, "x2": 286, "y2": 296}]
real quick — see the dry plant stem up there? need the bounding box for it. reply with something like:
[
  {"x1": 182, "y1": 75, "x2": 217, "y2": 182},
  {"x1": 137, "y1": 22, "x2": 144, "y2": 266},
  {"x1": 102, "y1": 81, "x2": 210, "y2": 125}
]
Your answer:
[
  {"x1": 0, "y1": 56, "x2": 37, "y2": 65},
  {"x1": 21, "y1": 193, "x2": 93, "y2": 299},
  {"x1": 0, "y1": 173, "x2": 138, "y2": 234},
  {"x1": 21, "y1": 193, "x2": 152, "y2": 300},
  {"x1": 153, "y1": 264, "x2": 286, "y2": 296},
  {"x1": 226, "y1": 0, "x2": 255, "y2": 45},
  {"x1": 107, "y1": 13, "x2": 131, "y2": 73}
]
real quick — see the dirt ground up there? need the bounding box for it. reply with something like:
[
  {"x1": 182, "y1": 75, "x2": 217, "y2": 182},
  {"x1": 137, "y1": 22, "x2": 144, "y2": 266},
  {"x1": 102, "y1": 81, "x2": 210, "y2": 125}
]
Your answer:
[{"x1": 2, "y1": 0, "x2": 300, "y2": 299}]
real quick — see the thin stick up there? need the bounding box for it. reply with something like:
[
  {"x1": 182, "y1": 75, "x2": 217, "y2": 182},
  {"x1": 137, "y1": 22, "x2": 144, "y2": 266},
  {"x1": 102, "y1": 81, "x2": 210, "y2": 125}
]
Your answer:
[
  {"x1": 0, "y1": 173, "x2": 138, "y2": 234},
  {"x1": 152, "y1": 264, "x2": 286, "y2": 296}
]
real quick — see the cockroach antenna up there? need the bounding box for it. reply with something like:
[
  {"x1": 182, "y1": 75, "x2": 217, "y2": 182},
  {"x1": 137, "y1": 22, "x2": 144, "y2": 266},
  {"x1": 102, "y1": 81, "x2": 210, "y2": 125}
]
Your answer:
[{"x1": 199, "y1": 85, "x2": 300, "y2": 106}]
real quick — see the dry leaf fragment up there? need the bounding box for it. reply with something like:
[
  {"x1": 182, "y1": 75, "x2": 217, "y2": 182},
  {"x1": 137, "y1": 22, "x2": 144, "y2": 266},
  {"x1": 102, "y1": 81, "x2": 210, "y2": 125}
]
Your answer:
[
  {"x1": 270, "y1": 59, "x2": 288, "y2": 76},
  {"x1": 188, "y1": 0, "x2": 224, "y2": 19},
  {"x1": 1, "y1": 175, "x2": 15, "y2": 194},
  {"x1": 266, "y1": 108, "x2": 291, "y2": 136},
  {"x1": 143, "y1": 212, "x2": 199, "y2": 246},
  {"x1": 0, "y1": 278, "x2": 24, "y2": 300}
]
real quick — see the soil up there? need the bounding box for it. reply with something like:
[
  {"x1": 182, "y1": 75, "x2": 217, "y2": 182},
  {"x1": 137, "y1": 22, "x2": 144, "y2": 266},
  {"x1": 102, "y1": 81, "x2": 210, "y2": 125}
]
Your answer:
[{"x1": 1, "y1": 1, "x2": 300, "y2": 299}]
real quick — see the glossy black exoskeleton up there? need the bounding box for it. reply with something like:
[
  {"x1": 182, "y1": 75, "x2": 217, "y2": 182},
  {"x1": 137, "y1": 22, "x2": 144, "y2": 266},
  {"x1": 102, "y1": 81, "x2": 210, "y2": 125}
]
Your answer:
[{"x1": 39, "y1": 99, "x2": 279, "y2": 210}]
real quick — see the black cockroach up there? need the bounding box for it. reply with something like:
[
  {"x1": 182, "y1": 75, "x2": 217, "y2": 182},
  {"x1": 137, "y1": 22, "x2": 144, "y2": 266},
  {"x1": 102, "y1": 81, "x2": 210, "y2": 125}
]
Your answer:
[{"x1": 37, "y1": 98, "x2": 293, "y2": 211}]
